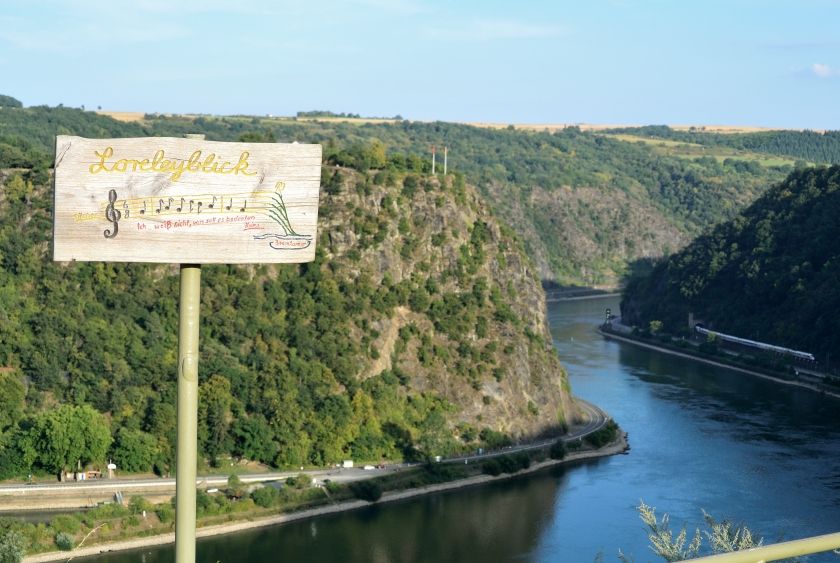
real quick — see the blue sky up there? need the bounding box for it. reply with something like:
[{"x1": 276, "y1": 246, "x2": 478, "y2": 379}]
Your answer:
[{"x1": 2, "y1": 0, "x2": 839, "y2": 128}]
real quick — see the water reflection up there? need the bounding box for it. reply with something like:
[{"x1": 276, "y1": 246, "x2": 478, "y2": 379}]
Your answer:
[{"x1": 83, "y1": 475, "x2": 562, "y2": 563}]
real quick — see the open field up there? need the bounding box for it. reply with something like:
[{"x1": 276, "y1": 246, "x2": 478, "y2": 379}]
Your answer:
[
  {"x1": 95, "y1": 111, "x2": 146, "y2": 122},
  {"x1": 461, "y1": 122, "x2": 814, "y2": 134},
  {"x1": 599, "y1": 133, "x2": 804, "y2": 167},
  {"x1": 94, "y1": 110, "x2": 815, "y2": 133}
]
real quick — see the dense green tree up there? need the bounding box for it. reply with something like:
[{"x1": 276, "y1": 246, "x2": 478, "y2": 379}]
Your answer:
[
  {"x1": 198, "y1": 375, "x2": 234, "y2": 464},
  {"x1": 29, "y1": 405, "x2": 111, "y2": 477},
  {"x1": 0, "y1": 95, "x2": 22, "y2": 108},
  {"x1": 112, "y1": 428, "x2": 159, "y2": 472},
  {"x1": 0, "y1": 371, "x2": 24, "y2": 432},
  {"x1": 231, "y1": 416, "x2": 275, "y2": 463}
]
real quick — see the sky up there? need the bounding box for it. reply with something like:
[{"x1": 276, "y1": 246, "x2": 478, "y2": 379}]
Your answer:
[{"x1": 2, "y1": 0, "x2": 839, "y2": 128}]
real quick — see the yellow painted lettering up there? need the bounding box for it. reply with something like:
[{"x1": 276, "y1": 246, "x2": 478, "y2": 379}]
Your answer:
[
  {"x1": 187, "y1": 150, "x2": 202, "y2": 172},
  {"x1": 202, "y1": 153, "x2": 217, "y2": 173},
  {"x1": 89, "y1": 147, "x2": 114, "y2": 174},
  {"x1": 233, "y1": 151, "x2": 257, "y2": 176}
]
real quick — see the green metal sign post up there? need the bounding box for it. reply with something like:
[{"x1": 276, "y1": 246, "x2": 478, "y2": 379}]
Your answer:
[{"x1": 175, "y1": 264, "x2": 201, "y2": 563}]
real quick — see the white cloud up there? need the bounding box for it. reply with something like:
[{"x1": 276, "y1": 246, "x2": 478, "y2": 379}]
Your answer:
[
  {"x1": 426, "y1": 18, "x2": 564, "y2": 42},
  {"x1": 811, "y1": 62, "x2": 837, "y2": 78}
]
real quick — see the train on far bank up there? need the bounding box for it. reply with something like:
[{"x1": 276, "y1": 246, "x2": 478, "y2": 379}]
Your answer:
[{"x1": 694, "y1": 325, "x2": 816, "y2": 363}]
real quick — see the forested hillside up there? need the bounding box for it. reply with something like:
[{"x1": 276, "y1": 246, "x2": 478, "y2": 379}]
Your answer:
[
  {"x1": 0, "y1": 139, "x2": 573, "y2": 479},
  {"x1": 621, "y1": 165, "x2": 840, "y2": 363},
  {"x1": 3, "y1": 103, "x2": 829, "y2": 285}
]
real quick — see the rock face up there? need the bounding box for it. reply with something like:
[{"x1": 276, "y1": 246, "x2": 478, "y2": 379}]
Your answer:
[
  {"x1": 483, "y1": 182, "x2": 688, "y2": 286},
  {"x1": 320, "y1": 168, "x2": 575, "y2": 438}
]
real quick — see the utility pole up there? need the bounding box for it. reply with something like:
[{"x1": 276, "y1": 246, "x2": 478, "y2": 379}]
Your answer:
[
  {"x1": 431, "y1": 145, "x2": 436, "y2": 175},
  {"x1": 443, "y1": 146, "x2": 448, "y2": 175}
]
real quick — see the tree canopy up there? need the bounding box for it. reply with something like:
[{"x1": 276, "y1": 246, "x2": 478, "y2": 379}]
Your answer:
[{"x1": 622, "y1": 165, "x2": 840, "y2": 363}]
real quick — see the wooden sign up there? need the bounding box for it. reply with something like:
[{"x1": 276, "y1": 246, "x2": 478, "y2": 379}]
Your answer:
[{"x1": 52, "y1": 136, "x2": 322, "y2": 263}]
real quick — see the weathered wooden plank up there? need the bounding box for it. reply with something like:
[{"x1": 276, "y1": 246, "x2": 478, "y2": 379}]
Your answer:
[{"x1": 53, "y1": 136, "x2": 322, "y2": 263}]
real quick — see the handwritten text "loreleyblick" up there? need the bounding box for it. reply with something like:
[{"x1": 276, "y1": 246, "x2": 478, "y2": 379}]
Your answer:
[{"x1": 88, "y1": 147, "x2": 258, "y2": 182}]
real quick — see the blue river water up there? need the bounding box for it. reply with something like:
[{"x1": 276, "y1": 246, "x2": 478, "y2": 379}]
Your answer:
[{"x1": 84, "y1": 296, "x2": 840, "y2": 562}]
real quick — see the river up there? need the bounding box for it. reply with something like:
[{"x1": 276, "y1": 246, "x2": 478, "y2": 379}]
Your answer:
[{"x1": 83, "y1": 296, "x2": 840, "y2": 562}]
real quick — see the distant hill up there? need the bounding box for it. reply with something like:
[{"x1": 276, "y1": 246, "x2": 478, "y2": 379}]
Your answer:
[
  {"x1": 621, "y1": 165, "x2": 840, "y2": 363},
  {"x1": 4, "y1": 104, "x2": 826, "y2": 286},
  {"x1": 6, "y1": 103, "x2": 840, "y2": 285}
]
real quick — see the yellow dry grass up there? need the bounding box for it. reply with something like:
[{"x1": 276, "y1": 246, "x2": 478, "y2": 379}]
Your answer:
[
  {"x1": 295, "y1": 116, "x2": 401, "y2": 125},
  {"x1": 96, "y1": 111, "x2": 146, "y2": 122},
  {"x1": 463, "y1": 122, "x2": 815, "y2": 134},
  {"x1": 93, "y1": 111, "x2": 818, "y2": 134}
]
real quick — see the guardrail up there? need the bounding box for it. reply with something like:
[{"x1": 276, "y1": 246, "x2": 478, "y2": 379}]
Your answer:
[{"x1": 680, "y1": 531, "x2": 840, "y2": 562}]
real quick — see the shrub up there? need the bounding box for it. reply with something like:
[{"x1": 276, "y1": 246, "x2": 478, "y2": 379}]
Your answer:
[
  {"x1": 226, "y1": 474, "x2": 245, "y2": 499},
  {"x1": 155, "y1": 504, "x2": 174, "y2": 524},
  {"x1": 482, "y1": 459, "x2": 502, "y2": 476},
  {"x1": 349, "y1": 481, "x2": 382, "y2": 502},
  {"x1": 0, "y1": 529, "x2": 25, "y2": 563},
  {"x1": 584, "y1": 420, "x2": 619, "y2": 448},
  {"x1": 250, "y1": 486, "x2": 280, "y2": 508},
  {"x1": 49, "y1": 514, "x2": 81, "y2": 535},
  {"x1": 549, "y1": 440, "x2": 567, "y2": 460},
  {"x1": 128, "y1": 496, "x2": 152, "y2": 514},
  {"x1": 195, "y1": 490, "x2": 214, "y2": 517},
  {"x1": 55, "y1": 532, "x2": 74, "y2": 551},
  {"x1": 479, "y1": 428, "x2": 511, "y2": 450},
  {"x1": 286, "y1": 474, "x2": 311, "y2": 489}
]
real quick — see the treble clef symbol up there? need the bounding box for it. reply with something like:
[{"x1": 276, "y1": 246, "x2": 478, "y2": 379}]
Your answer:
[{"x1": 104, "y1": 189, "x2": 121, "y2": 239}]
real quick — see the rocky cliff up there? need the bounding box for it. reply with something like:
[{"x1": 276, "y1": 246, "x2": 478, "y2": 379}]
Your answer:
[{"x1": 319, "y1": 167, "x2": 576, "y2": 439}]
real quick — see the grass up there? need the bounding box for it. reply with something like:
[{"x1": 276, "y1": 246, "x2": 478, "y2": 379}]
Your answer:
[{"x1": 599, "y1": 133, "x2": 806, "y2": 168}]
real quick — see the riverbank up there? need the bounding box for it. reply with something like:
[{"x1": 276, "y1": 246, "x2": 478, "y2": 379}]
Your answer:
[
  {"x1": 23, "y1": 435, "x2": 629, "y2": 563},
  {"x1": 599, "y1": 329, "x2": 840, "y2": 400}
]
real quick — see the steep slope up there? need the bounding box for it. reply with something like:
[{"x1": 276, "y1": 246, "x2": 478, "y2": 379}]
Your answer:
[
  {"x1": 621, "y1": 165, "x2": 840, "y2": 362},
  {"x1": 319, "y1": 168, "x2": 574, "y2": 437}
]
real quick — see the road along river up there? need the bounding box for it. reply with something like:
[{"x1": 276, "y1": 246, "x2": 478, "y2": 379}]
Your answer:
[{"x1": 69, "y1": 296, "x2": 840, "y2": 562}]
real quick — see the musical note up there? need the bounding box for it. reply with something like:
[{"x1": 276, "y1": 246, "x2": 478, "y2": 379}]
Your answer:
[
  {"x1": 166, "y1": 197, "x2": 173, "y2": 211},
  {"x1": 104, "y1": 189, "x2": 120, "y2": 239},
  {"x1": 140, "y1": 200, "x2": 147, "y2": 215},
  {"x1": 123, "y1": 201, "x2": 130, "y2": 219},
  {"x1": 176, "y1": 197, "x2": 185, "y2": 212},
  {"x1": 209, "y1": 196, "x2": 217, "y2": 209},
  {"x1": 225, "y1": 198, "x2": 232, "y2": 210},
  {"x1": 157, "y1": 199, "x2": 163, "y2": 213},
  {"x1": 197, "y1": 201, "x2": 203, "y2": 213},
  {"x1": 189, "y1": 200, "x2": 194, "y2": 213},
  {"x1": 240, "y1": 200, "x2": 247, "y2": 212}
]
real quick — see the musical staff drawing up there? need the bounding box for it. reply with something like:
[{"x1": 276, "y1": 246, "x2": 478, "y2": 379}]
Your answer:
[
  {"x1": 88, "y1": 184, "x2": 298, "y2": 223},
  {"x1": 92, "y1": 181, "x2": 312, "y2": 250}
]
